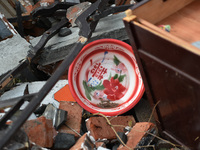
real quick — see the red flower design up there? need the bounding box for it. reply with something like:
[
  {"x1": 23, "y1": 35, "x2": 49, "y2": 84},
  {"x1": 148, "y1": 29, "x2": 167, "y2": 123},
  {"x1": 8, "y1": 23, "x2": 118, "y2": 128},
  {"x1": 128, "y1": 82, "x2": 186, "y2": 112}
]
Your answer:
[{"x1": 103, "y1": 77, "x2": 126, "y2": 101}]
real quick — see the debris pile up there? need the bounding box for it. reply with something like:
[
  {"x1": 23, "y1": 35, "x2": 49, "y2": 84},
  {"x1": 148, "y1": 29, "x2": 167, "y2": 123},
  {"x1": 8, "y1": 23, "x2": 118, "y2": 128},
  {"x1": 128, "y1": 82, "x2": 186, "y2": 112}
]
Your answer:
[
  {"x1": 1, "y1": 101, "x2": 158, "y2": 149},
  {"x1": 0, "y1": 0, "x2": 188, "y2": 150},
  {"x1": 0, "y1": 80, "x2": 184, "y2": 150}
]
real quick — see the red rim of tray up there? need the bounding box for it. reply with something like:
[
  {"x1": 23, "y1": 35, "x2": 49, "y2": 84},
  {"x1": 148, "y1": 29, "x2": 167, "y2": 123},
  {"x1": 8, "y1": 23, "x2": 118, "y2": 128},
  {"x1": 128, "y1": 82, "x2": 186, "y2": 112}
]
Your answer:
[{"x1": 68, "y1": 39, "x2": 144, "y2": 116}]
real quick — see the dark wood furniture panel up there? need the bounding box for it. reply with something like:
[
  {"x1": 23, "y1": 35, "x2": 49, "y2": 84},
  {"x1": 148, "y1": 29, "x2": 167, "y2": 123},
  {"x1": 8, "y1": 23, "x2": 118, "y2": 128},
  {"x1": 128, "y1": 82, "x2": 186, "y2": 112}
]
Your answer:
[{"x1": 124, "y1": 18, "x2": 200, "y2": 149}]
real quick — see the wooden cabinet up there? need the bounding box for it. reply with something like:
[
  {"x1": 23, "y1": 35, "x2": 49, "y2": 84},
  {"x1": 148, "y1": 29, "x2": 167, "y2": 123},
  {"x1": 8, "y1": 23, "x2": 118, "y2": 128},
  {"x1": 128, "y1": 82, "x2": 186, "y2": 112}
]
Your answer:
[{"x1": 123, "y1": 0, "x2": 200, "y2": 149}]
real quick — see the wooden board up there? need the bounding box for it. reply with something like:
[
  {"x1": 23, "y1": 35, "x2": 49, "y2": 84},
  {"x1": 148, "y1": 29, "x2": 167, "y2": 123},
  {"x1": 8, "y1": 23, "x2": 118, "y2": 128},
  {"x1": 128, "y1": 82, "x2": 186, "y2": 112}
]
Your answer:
[
  {"x1": 123, "y1": 15, "x2": 200, "y2": 56},
  {"x1": 128, "y1": 0, "x2": 194, "y2": 24},
  {"x1": 124, "y1": 14, "x2": 200, "y2": 149},
  {"x1": 157, "y1": 0, "x2": 200, "y2": 43}
]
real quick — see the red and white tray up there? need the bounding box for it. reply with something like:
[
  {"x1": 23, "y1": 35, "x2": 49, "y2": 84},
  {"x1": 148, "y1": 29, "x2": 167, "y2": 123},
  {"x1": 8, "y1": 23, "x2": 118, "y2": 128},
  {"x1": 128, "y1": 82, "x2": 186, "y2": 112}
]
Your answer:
[{"x1": 68, "y1": 39, "x2": 144, "y2": 116}]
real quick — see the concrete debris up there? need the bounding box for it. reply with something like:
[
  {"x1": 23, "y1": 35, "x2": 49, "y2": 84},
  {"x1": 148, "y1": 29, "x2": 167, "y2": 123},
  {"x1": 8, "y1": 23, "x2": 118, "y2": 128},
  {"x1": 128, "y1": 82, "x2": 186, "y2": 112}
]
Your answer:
[
  {"x1": 0, "y1": 90, "x2": 163, "y2": 150},
  {"x1": 0, "y1": 83, "x2": 27, "y2": 101},
  {"x1": 30, "y1": 12, "x2": 127, "y2": 66},
  {"x1": 58, "y1": 27, "x2": 72, "y2": 37},
  {"x1": 0, "y1": 80, "x2": 68, "y2": 108},
  {"x1": 28, "y1": 80, "x2": 68, "y2": 108},
  {"x1": 0, "y1": 12, "x2": 17, "y2": 41},
  {"x1": 0, "y1": 34, "x2": 29, "y2": 77},
  {"x1": 53, "y1": 133, "x2": 76, "y2": 150}
]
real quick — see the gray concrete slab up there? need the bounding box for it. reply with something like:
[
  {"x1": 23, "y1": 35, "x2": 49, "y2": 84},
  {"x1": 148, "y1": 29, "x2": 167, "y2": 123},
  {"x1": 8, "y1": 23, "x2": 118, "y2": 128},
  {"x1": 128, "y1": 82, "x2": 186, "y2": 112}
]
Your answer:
[
  {"x1": 30, "y1": 12, "x2": 127, "y2": 66},
  {"x1": 0, "y1": 80, "x2": 68, "y2": 108},
  {"x1": 0, "y1": 34, "x2": 30, "y2": 76}
]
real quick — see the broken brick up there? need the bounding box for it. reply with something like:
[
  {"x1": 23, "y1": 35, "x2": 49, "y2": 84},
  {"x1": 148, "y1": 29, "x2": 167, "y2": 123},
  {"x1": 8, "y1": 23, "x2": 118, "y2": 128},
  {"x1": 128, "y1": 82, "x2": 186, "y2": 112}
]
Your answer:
[
  {"x1": 58, "y1": 101, "x2": 83, "y2": 138},
  {"x1": 86, "y1": 116, "x2": 136, "y2": 140},
  {"x1": 23, "y1": 116, "x2": 57, "y2": 148},
  {"x1": 117, "y1": 122, "x2": 156, "y2": 150},
  {"x1": 70, "y1": 133, "x2": 95, "y2": 150},
  {"x1": 70, "y1": 133, "x2": 87, "y2": 150}
]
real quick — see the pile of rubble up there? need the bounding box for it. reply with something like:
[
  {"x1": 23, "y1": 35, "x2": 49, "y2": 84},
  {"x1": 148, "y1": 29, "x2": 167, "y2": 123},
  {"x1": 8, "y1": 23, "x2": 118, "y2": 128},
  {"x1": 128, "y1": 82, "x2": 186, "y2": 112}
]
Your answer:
[
  {"x1": 2, "y1": 100, "x2": 157, "y2": 149},
  {"x1": 0, "y1": 80, "x2": 183, "y2": 150},
  {"x1": 20, "y1": 103, "x2": 156, "y2": 150},
  {"x1": 0, "y1": 1, "x2": 188, "y2": 150}
]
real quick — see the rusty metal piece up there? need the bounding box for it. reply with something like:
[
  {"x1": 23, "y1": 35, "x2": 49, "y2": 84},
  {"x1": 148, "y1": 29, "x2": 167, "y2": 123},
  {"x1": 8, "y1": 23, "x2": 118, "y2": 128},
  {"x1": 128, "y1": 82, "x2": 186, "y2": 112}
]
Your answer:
[
  {"x1": 0, "y1": 59, "x2": 28, "y2": 90},
  {"x1": 66, "y1": 2, "x2": 91, "y2": 26},
  {"x1": 0, "y1": 75, "x2": 13, "y2": 90}
]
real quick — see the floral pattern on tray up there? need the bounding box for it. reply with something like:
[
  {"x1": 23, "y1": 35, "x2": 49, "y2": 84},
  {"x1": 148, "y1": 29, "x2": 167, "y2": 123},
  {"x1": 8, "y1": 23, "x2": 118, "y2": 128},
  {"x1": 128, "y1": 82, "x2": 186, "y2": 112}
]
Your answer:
[{"x1": 82, "y1": 53, "x2": 128, "y2": 107}]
